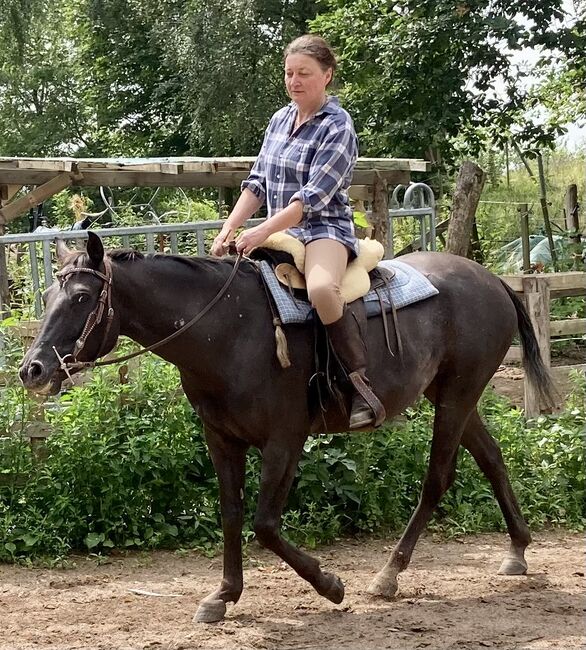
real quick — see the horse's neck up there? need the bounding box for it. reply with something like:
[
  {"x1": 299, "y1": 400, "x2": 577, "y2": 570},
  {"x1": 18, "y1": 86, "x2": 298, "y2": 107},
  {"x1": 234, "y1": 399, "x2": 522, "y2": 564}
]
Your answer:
[{"x1": 113, "y1": 257, "x2": 222, "y2": 343}]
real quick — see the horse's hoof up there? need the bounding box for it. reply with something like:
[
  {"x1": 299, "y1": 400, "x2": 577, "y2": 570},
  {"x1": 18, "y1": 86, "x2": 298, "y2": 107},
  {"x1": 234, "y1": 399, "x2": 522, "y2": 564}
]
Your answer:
[
  {"x1": 318, "y1": 572, "x2": 345, "y2": 604},
  {"x1": 367, "y1": 571, "x2": 398, "y2": 599},
  {"x1": 193, "y1": 598, "x2": 227, "y2": 623},
  {"x1": 498, "y1": 556, "x2": 528, "y2": 576}
]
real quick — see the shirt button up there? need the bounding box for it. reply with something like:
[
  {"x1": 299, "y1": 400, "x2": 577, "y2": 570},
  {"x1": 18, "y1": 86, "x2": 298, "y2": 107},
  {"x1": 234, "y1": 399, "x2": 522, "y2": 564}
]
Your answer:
[
  {"x1": 276, "y1": 174, "x2": 280, "y2": 179},
  {"x1": 273, "y1": 194, "x2": 277, "y2": 200}
]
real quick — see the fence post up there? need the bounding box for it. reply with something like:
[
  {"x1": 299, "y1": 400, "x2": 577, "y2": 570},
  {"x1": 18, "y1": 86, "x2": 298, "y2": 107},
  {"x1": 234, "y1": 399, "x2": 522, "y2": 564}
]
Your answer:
[
  {"x1": 522, "y1": 275, "x2": 551, "y2": 417},
  {"x1": 371, "y1": 175, "x2": 390, "y2": 256},
  {"x1": 564, "y1": 184, "x2": 581, "y2": 270},
  {"x1": 518, "y1": 204, "x2": 531, "y2": 273}
]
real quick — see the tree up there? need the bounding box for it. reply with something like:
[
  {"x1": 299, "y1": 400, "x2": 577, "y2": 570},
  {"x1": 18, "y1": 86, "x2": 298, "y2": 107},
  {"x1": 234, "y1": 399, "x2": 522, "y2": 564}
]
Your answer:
[{"x1": 312, "y1": 0, "x2": 581, "y2": 165}]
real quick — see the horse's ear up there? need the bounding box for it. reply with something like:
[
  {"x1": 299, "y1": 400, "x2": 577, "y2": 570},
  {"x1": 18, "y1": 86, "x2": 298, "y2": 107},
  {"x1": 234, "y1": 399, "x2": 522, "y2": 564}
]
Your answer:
[
  {"x1": 86, "y1": 231, "x2": 104, "y2": 266},
  {"x1": 55, "y1": 238, "x2": 71, "y2": 265}
]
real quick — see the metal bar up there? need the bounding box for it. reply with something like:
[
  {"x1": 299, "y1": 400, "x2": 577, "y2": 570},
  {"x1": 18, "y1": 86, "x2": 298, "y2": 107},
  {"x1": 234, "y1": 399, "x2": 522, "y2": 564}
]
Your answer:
[
  {"x1": 170, "y1": 233, "x2": 178, "y2": 254},
  {"x1": 196, "y1": 228, "x2": 205, "y2": 256},
  {"x1": 122, "y1": 235, "x2": 130, "y2": 248},
  {"x1": 0, "y1": 219, "x2": 264, "y2": 244},
  {"x1": 145, "y1": 233, "x2": 155, "y2": 253},
  {"x1": 42, "y1": 240, "x2": 52, "y2": 290},
  {"x1": 29, "y1": 242, "x2": 42, "y2": 318}
]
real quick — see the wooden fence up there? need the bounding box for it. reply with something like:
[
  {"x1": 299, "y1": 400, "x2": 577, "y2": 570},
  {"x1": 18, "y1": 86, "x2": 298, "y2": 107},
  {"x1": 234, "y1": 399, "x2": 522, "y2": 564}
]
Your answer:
[{"x1": 500, "y1": 271, "x2": 585, "y2": 417}]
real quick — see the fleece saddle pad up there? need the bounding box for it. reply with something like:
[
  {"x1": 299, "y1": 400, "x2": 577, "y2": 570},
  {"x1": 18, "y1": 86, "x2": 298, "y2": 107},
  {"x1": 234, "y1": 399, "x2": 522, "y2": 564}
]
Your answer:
[{"x1": 260, "y1": 259, "x2": 439, "y2": 325}]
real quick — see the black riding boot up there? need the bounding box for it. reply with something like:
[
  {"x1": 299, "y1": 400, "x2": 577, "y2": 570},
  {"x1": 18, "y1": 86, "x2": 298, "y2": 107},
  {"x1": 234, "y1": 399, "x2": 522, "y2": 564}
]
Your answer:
[{"x1": 326, "y1": 302, "x2": 386, "y2": 429}]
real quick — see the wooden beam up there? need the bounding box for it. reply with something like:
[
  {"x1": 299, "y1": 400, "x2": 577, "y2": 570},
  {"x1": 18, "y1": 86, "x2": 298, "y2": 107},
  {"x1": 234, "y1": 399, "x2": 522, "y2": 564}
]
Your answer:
[
  {"x1": 500, "y1": 272, "x2": 586, "y2": 297},
  {"x1": 0, "y1": 171, "x2": 83, "y2": 225}
]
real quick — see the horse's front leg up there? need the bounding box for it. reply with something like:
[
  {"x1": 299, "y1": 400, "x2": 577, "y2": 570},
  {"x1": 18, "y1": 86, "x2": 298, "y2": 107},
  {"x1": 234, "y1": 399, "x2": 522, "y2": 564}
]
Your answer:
[
  {"x1": 194, "y1": 426, "x2": 248, "y2": 623},
  {"x1": 253, "y1": 440, "x2": 345, "y2": 604}
]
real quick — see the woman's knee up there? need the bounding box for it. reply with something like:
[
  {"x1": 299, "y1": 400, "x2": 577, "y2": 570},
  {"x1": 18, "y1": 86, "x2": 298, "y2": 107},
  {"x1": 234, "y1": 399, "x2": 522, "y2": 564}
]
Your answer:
[{"x1": 307, "y1": 279, "x2": 343, "y2": 323}]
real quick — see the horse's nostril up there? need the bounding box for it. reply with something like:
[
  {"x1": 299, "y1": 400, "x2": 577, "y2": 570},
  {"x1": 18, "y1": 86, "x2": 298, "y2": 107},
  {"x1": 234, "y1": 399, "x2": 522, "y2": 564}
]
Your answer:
[{"x1": 27, "y1": 360, "x2": 45, "y2": 381}]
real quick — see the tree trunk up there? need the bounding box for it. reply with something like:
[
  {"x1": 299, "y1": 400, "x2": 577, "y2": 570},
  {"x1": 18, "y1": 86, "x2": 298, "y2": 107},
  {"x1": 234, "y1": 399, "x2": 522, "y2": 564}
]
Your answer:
[{"x1": 446, "y1": 161, "x2": 486, "y2": 257}]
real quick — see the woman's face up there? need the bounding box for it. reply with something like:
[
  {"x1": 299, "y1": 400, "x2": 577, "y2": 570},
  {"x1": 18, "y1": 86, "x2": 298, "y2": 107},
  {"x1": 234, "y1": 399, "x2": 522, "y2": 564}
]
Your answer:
[{"x1": 284, "y1": 53, "x2": 332, "y2": 109}]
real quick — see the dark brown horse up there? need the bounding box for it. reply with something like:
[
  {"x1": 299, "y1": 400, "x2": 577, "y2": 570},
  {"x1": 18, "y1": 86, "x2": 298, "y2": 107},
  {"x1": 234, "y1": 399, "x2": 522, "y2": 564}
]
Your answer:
[{"x1": 19, "y1": 232, "x2": 554, "y2": 623}]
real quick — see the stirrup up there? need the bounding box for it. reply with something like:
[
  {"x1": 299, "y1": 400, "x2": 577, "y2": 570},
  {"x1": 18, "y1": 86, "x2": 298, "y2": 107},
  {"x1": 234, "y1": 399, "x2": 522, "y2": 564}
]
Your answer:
[{"x1": 348, "y1": 371, "x2": 386, "y2": 427}]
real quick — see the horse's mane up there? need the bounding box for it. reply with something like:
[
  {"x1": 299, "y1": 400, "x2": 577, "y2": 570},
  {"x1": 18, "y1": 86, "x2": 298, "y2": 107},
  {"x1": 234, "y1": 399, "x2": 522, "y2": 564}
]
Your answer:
[{"x1": 62, "y1": 247, "x2": 245, "y2": 279}]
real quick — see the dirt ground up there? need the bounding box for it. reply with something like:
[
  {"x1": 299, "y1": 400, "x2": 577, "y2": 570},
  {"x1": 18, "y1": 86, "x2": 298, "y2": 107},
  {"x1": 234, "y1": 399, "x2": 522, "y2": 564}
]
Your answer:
[{"x1": 0, "y1": 531, "x2": 584, "y2": 650}]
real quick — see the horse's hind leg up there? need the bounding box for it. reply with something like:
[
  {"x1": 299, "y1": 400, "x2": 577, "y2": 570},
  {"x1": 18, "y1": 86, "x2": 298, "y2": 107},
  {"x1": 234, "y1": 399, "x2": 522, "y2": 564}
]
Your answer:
[
  {"x1": 253, "y1": 439, "x2": 345, "y2": 604},
  {"x1": 194, "y1": 427, "x2": 248, "y2": 623},
  {"x1": 368, "y1": 399, "x2": 469, "y2": 599},
  {"x1": 461, "y1": 408, "x2": 531, "y2": 575}
]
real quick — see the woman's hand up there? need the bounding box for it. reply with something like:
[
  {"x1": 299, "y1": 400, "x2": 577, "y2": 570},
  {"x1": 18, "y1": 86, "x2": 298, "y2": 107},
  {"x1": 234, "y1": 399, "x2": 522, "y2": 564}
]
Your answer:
[
  {"x1": 210, "y1": 227, "x2": 234, "y2": 257},
  {"x1": 235, "y1": 224, "x2": 269, "y2": 256}
]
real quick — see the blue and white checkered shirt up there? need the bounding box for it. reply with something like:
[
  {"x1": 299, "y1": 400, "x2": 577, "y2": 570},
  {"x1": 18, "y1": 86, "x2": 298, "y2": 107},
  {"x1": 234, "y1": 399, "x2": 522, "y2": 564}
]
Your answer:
[{"x1": 241, "y1": 96, "x2": 359, "y2": 256}]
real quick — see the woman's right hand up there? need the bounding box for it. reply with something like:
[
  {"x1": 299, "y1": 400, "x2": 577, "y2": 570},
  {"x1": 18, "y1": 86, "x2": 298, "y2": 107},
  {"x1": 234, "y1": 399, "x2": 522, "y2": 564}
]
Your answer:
[{"x1": 210, "y1": 226, "x2": 234, "y2": 257}]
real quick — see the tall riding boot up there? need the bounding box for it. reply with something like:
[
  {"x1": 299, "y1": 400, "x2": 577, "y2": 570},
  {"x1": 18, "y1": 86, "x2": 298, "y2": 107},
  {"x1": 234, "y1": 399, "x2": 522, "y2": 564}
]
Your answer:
[{"x1": 326, "y1": 302, "x2": 386, "y2": 429}]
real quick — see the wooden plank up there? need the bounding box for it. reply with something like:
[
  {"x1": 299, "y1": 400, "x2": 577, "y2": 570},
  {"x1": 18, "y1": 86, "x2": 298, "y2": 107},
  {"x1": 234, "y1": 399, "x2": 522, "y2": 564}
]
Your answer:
[
  {"x1": 0, "y1": 168, "x2": 412, "y2": 190},
  {"x1": 4, "y1": 320, "x2": 40, "y2": 337},
  {"x1": 17, "y1": 159, "x2": 72, "y2": 172},
  {"x1": 550, "y1": 318, "x2": 586, "y2": 337},
  {"x1": 550, "y1": 363, "x2": 586, "y2": 379},
  {"x1": 348, "y1": 185, "x2": 373, "y2": 201},
  {"x1": 160, "y1": 163, "x2": 183, "y2": 175},
  {"x1": 500, "y1": 272, "x2": 586, "y2": 295},
  {"x1": 503, "y1": 346, "x2": 522, "y2": 363}
]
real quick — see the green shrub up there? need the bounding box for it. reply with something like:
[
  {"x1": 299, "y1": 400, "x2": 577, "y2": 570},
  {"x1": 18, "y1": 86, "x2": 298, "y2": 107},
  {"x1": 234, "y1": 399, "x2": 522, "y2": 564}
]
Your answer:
[{"x1": 1, "y1": 334, "x2": 584, "y2": 562}]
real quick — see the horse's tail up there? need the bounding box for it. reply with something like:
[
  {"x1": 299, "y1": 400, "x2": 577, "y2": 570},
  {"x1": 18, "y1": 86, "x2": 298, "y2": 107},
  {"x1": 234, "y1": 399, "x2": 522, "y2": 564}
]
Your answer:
[{"x1": 500, "y1": 279, "x2": 557, "y2": 409}]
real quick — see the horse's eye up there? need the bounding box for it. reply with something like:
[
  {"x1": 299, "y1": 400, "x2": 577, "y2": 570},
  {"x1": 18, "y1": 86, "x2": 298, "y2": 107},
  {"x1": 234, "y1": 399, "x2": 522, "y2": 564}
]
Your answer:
[{"x1": 76, "y1": 293, "x2": 90, "y2": 304}]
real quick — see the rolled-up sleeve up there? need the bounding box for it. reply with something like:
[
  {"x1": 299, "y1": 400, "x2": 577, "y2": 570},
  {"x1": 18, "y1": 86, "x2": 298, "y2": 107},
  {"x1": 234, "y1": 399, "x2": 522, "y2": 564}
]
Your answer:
[{"x1": 288, "y1": 126, "x2": 357, "y2": 215}]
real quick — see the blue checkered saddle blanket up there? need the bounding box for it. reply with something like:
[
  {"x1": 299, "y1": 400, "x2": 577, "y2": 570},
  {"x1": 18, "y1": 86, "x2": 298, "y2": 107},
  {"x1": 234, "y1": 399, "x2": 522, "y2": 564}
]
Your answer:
[{"x1": 259, "y1": 259, "x2": 439, "y2": 325}]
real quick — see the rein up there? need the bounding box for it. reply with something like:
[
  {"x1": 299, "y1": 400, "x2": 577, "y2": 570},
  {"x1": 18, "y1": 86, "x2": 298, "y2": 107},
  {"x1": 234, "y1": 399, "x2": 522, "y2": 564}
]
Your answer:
[{"x1": 53, "y1": 253, "x2": 244, "y2": 374}]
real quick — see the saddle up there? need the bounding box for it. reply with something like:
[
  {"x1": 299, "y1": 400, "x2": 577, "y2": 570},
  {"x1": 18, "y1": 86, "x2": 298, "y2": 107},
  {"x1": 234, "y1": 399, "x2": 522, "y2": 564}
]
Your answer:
[{"x1": 256, "y1": 231, "x2": 393, "y2": 302}]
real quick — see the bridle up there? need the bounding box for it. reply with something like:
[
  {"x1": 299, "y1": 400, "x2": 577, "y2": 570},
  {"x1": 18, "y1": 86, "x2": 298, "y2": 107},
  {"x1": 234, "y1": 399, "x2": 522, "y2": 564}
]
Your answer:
[
  {"x1": 54, "y1": 257, "x2": 115, "y2": 370},
  {"x1": 51, "y1": 253, "x2": 244, "y2": 377}
]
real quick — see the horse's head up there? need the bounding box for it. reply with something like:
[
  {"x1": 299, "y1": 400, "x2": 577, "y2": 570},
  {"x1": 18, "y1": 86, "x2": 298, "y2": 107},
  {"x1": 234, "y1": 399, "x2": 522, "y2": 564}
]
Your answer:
[{"x1": 19, "y1": 232, "x2": 119, "y2": 395}]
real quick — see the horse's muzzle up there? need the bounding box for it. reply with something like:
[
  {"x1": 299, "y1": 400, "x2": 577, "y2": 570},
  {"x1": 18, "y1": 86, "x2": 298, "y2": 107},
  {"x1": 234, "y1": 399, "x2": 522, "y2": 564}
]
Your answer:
[{"x1": 19, "y1": 356, "x2": 64, "y2": 395}]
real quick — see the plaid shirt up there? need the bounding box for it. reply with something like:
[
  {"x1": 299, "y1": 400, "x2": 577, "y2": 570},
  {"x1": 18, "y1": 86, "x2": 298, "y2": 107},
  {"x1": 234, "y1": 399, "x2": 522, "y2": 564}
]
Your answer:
[{"x1": 241, "y1": 96, "x2": 359, "y2": 256}]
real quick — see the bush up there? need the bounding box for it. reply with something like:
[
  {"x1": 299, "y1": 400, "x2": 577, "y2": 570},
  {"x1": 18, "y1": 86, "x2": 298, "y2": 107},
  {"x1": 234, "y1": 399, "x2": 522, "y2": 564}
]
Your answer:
[{"x1": 1, "y1": 334, "x2": 584, "y2": 562}]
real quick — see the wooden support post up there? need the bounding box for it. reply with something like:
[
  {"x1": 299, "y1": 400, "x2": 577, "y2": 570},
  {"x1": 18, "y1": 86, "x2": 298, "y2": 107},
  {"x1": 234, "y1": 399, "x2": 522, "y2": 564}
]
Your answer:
[
  {"x1": 518, "y1": 203, "x2": 531, "y2": 273},
  {"x1": 564, "y1": 184, "x2": 581, "y2": 270},
  {"x1": 371, "y1": 174, "x2": 390, "y2": 256},
  {"x1": 522, "y1": 275, "x2": 551, "y2": 418}
]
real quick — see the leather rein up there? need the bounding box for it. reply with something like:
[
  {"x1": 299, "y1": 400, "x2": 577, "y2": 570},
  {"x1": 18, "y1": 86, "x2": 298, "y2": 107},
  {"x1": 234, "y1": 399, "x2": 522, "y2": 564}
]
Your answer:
[{"x1": 52, "y1": 253, "x2": 243, "y2": 375}]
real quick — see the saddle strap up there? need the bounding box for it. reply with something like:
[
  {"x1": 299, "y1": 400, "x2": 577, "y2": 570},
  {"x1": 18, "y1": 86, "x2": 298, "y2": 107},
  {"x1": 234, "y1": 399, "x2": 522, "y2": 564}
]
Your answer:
[{"x1": 348, "y1": 371, "x2": 386, "y2": 427}]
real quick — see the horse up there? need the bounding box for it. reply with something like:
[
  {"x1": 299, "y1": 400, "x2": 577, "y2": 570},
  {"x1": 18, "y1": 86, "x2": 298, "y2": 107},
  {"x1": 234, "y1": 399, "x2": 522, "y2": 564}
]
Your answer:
[{"x1": 19, "y1": 231, "x2": 554, "y2": 623}]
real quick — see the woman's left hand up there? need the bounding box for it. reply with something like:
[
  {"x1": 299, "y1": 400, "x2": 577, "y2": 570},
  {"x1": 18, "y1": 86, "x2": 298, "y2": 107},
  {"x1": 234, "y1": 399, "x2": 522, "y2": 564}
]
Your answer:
[{"x1": 235, "y1": 224, "x2": 269, "y2": 255}]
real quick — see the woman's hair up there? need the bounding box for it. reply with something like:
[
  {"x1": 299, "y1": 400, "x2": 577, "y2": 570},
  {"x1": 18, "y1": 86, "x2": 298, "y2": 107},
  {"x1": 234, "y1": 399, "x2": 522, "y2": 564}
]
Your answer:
[{"x1": 284, "y1": 34, "x2": 337, "y2": 75}]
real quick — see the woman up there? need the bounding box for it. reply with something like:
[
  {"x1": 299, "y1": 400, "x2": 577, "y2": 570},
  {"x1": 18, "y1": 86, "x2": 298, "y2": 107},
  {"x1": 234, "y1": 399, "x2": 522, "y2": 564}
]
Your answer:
[{"x1": 211, "y1": 34, "x2": 384, "y2": 429}]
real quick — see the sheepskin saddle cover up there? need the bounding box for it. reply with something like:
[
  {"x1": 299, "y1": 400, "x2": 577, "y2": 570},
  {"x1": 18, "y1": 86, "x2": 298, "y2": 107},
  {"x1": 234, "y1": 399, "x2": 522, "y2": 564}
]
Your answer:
[{"x1": 256, "y1": 231, "x2": 386, "y2": 303}]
